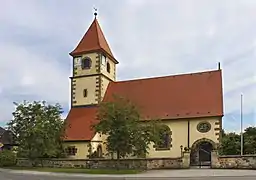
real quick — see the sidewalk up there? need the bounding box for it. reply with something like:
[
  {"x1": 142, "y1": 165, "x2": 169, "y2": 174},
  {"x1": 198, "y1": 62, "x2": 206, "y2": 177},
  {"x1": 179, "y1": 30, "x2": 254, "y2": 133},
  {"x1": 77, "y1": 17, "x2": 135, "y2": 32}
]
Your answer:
[{"x1": 1, "y1": 168, "x2": 256, "y2": 178}]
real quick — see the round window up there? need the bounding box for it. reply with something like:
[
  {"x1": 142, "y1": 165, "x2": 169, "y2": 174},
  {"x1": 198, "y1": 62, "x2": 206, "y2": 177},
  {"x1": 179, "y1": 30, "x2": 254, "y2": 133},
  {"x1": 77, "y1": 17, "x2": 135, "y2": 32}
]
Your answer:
[{"x1": 197, "y1": 121, "x2": 211, "y2": 133}]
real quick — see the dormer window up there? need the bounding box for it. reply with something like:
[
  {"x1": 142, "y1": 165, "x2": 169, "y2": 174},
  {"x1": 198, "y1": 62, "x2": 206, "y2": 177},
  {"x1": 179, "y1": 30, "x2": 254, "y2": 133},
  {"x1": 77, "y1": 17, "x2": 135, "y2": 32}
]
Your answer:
[{"x1": 81, "y1": 57, "x2": 91, "y2": 69}]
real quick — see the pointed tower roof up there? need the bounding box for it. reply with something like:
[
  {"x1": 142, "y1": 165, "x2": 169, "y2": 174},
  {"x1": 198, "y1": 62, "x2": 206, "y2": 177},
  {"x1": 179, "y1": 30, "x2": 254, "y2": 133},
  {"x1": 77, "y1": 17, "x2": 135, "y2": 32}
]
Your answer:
[{"x1": 70, "y1": 17, "x2": 118, "y2": 64}]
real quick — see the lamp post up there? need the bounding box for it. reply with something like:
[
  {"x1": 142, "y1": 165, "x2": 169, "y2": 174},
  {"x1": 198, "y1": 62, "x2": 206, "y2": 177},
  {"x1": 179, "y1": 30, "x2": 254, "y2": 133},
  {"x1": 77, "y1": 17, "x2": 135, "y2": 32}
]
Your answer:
[
  {"x1": 240, "y1": 94, "x2": 243, "y2": 156},
  {"x1": 180, "y1": 145, "x2": 183, "y2": 157}
]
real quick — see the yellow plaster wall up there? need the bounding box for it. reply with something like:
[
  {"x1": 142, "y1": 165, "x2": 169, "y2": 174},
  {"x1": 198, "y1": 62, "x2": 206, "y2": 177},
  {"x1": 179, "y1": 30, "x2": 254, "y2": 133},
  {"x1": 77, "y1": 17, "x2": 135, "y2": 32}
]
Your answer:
[
  {"x1": 146, "y1": 117, "x2": 221, "y2": 158},
  {"x1": 189, "y1": 117, "x2": 220, "y2": 145},
  {"x1": 91, "y1": 133, "x2": 99, "y2": 148},
  {"x1": 71, "y1": 52, "x2": 116, "y2": 106},
  {"x1": 100, "y1": 55, "x2": 116, "y2": 81},
  {"x1": 100, "y1": 76, "x2": 111, "y2": 101},
  {"x1": 64, "y1": 142, "x2": 90, "y2": 159},
  {"x1": 73, "y1": 53, "x2": 99, "y2": 76},
  {"x1": 64, "y1": 117, "x2": 221, "y2": 159},
  {"x1": 146, "y1": 120, "x2": 187, "y2": 158},
  {"x1": 91, "y1": 133, "x2": 103, "y2": 152},
  {"x1": 90, "y1": 133, "x2": 110, "y2": 158},
  {"x1": 72, "y1": 76, "x2": 98, "y2": 106}
]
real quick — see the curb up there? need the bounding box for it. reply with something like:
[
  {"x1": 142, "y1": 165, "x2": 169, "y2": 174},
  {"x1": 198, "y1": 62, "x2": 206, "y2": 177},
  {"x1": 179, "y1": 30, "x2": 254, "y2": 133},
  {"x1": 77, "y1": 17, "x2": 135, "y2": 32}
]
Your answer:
[{"x1": 1, "y1": 168, "x2": 256, "y2": 178}]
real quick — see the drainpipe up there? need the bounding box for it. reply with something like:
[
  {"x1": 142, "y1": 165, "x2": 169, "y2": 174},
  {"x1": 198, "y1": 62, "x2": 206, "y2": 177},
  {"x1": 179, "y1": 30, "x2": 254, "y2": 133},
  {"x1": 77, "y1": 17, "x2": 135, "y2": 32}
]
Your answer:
[{"x1": 187, "y1": 120, "x2": 190, "y2": 148}]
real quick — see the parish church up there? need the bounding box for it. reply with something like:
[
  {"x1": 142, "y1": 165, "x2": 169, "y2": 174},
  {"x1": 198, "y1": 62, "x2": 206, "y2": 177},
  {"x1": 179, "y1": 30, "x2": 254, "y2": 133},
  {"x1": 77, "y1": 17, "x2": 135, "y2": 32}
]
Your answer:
[{"x1": 64, "y1": 12, "x2": 224, "y2": 166}]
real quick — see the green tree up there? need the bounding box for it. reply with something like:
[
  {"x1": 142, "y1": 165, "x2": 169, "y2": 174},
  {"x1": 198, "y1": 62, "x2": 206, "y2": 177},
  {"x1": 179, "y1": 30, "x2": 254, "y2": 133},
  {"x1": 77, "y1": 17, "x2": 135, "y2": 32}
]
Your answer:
[
  {"x1": 244, "y1": 127, "x2": 256, "y2": 154},
  {"x1": 0, "y1": 150, "x2": 17, "y2": 167},
  {"x1": 219, "y1": 132, "x2": 241, "y2": 155},
  {"x1": 7, "y1": 101, "x2": 66, "y2": 164},
  {"x1": 219, "y1": 127, "x2": 256, "y2": 155},
  {"x1": 93, "y1": 96, "x2": 163, "y2": 160},
  {"x1": 244, "y1": 127, "x2": 256, "y2": 136}
]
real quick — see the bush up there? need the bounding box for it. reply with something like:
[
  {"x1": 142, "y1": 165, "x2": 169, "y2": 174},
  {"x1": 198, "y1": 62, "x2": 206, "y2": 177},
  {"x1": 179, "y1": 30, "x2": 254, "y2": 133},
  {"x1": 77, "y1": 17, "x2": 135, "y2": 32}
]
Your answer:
[{"x1": 0, "y1": 150, "x2": 17, "y2": 167}]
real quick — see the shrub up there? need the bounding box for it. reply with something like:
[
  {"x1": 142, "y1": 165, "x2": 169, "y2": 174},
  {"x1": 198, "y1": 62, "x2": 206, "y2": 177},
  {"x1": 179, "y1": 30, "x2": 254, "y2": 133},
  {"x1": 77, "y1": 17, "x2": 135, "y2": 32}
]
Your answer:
[{"x1": 0, "y1": 150, "x2": 17, "y2": 167}]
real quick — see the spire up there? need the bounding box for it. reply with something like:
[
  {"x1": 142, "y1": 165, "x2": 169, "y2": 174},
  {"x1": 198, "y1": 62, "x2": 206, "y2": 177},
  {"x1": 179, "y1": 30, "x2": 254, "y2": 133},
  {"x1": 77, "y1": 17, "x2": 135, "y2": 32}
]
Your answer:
[
  {"x1": 70, "y1": 11, "x2": 118, "y2": 64},
  {"x1": 94, "y1": 7, "x2": 97, "y2": 19}
]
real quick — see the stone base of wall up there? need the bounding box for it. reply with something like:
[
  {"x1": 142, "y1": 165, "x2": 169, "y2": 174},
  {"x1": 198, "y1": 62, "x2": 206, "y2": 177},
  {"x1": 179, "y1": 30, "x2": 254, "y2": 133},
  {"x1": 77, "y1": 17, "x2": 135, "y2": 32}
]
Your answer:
[
  {"x1": 17, "y1": 156, "x2": 188, "y2": 170},
  {"x1": 211, "y1": 151, "x2": 256, "y2": 169},
  {"x1": 146, "y1": 158, "x2": 183, "y2": 169}
]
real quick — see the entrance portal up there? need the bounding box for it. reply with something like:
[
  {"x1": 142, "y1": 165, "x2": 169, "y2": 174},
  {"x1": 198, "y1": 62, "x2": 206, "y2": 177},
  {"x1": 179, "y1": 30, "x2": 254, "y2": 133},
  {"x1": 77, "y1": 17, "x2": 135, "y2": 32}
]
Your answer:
[
  {"x1": 198, "y1": 142, "x2": 212, "y2": 163},
  {"x1": 190, "y1": 138, "x2": 215, "y2": 167}
]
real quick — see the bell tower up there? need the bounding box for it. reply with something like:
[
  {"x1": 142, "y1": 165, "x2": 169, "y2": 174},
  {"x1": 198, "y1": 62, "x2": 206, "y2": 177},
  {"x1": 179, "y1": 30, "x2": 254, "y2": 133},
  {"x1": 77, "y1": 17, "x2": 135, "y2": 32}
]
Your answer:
[{"x1": 69, "y1": 12, "x2": 118, "y2": 107}]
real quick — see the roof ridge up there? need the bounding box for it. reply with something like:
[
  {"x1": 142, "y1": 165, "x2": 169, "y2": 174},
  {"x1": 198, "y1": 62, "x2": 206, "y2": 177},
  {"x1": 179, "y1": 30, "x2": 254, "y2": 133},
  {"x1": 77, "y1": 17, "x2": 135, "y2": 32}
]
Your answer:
[
  {"x1": 94, "y1": 19, "x2": 116, "y2": 60},
  {"x1": 94, "y1": 19, "x2": 101, "y2": 48},
  {"x1": 69, "y1": 18, "x2": 116, "y2": 62},
  {"x1": 115, "y1": 69, "x2": 221, "y2": 84}
]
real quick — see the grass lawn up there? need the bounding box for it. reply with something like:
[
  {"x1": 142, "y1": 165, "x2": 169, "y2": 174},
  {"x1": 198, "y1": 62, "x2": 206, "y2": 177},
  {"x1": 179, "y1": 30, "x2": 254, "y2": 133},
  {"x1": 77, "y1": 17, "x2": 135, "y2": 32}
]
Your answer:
[{"x1": 4, "y1": 167, "x2": 143, "y2": 174}]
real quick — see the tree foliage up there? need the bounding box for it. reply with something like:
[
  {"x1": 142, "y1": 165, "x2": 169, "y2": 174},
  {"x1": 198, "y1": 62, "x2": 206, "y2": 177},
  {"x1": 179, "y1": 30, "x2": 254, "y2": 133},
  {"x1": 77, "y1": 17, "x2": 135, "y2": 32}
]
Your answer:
[
  {"x1": 219, "y1": 127, "x2": 256, "y2": 155},
  {"x1": 0, "y1": 150, "x2": 17, "y2": 167},
  {"x1": 7, "y1": 101, "x2": 66, "y2": 161},
  {"x1": 93, "y1": 96, "x2": 164, "y2": 159}
]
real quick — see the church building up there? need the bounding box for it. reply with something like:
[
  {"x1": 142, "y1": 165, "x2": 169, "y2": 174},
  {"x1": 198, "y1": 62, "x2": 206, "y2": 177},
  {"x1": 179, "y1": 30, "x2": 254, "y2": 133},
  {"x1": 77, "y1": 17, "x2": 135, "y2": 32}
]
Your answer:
[{"x1": 64, "y1": 13, "x2": 224, "y2": 166}]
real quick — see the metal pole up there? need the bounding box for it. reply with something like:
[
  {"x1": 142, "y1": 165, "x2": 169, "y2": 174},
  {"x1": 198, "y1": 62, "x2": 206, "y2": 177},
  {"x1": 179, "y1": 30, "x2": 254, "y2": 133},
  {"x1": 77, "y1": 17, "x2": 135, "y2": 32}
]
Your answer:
[{"x1": 240, "y1": 93, "x2": 243, "y2": 156}]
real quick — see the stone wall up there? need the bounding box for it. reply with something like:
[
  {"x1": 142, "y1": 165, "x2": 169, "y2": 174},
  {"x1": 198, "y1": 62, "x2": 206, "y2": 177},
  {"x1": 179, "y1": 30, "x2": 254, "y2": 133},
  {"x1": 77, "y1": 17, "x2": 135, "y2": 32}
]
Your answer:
[
  {"x1": 211, "y1": 150, "x2": 256, "y2": 169},
  {"x1": 16, "y1": 154, "x2": 190, "y2": 170}
]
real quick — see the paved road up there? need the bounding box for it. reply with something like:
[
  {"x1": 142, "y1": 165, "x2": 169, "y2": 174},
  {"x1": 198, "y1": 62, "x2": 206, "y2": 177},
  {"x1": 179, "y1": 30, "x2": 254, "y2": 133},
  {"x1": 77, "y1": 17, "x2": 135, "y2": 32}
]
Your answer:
[
  {"x1": 1, "y1": 169, "x2": 256, "y2": 180},
  {"x1": 1, "y1": 173, "x2": 256, "y2": 180}
]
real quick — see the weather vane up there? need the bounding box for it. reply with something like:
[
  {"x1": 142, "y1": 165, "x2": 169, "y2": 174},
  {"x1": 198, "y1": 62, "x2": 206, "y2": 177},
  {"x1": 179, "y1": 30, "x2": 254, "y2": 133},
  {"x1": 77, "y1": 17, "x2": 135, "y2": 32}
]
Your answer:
[{"x1": 94, "y1": 7, "x2": 98, "y2": 18}]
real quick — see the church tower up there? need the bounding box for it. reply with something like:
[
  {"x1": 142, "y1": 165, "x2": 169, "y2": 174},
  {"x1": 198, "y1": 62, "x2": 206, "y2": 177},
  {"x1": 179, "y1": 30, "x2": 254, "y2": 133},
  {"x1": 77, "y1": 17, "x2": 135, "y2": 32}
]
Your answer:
[{"x1": 69, "y1": 13, "x2": 118, "y2": 107}]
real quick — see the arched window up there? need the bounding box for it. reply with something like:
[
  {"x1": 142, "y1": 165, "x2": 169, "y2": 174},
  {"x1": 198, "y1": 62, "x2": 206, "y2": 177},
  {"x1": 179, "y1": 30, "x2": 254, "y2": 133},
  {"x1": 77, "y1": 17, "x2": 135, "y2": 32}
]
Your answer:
[
  {"x1": 155, "y1": 125, "x2": 172, "y2": 150},
  {"x1": 81, "y1": 57, "x2": 91, "y2": 69},
  {"x1": 106, "y1": 62, "x2": 110, "y2": 73},
  {"x1": 96, "y1": 145, "x2": 103, "y2": 158}
]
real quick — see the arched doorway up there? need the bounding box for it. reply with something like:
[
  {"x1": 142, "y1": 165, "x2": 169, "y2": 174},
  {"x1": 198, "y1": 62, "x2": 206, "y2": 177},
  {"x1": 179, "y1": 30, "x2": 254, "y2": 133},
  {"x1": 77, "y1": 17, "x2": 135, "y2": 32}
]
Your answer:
[{"x1": 190, "y1": 138, "x2": 216, "y2": 167}]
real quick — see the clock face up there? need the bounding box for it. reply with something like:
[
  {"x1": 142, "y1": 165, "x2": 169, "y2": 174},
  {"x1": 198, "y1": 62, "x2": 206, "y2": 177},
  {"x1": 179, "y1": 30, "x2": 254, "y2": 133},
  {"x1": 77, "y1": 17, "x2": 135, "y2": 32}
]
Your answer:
[
  {"x1": 101, "y1": 55, "x2": 107, "y2": 66},
  {"x1": 75, "y1": 57, "x2": 81, "y2": 66}
]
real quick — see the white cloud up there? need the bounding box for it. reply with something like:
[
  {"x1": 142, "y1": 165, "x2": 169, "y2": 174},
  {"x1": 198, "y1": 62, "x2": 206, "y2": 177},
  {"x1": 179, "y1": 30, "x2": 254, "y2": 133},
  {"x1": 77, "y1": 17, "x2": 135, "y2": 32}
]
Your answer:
[
  {"x1": 0, "y1": 42, "x2": 70, "y2": 123},
  {"x1": 206, "y1": 24, "x2": 217, "y2": 37},
  {"x1": 0, "y1": 0, "x2": 255, "y2": 131},
  {"x1": 110, "y1": 0, "x2": 256, "y2": 116},
  {"x1": 21, "y1": 76, "x2": 35, "y2": 86},
  {"x1": 126, "y1": 0, "x2": 147, "y2": 6}
]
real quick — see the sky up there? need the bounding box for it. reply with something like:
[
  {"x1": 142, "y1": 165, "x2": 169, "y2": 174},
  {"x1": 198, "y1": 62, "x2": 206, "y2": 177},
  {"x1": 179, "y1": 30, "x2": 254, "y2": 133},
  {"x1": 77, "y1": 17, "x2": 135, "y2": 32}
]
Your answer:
[{"x1": 0, "y1": 0, "x2": 255, "y2": 132}]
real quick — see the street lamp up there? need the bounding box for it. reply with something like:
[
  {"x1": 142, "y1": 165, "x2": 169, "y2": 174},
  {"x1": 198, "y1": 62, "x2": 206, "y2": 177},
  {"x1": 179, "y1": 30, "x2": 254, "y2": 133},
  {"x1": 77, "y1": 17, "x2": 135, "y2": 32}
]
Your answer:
[{"x1": 180, "y1": 145, "x2": 183, "y2": 157}]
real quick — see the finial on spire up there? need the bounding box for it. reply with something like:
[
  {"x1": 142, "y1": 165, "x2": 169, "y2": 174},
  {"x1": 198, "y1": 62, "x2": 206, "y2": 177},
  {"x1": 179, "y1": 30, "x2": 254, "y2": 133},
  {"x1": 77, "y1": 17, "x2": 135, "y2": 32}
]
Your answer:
[{"x1": 94, "y1": 8, "x2": 98, "y2": 18}]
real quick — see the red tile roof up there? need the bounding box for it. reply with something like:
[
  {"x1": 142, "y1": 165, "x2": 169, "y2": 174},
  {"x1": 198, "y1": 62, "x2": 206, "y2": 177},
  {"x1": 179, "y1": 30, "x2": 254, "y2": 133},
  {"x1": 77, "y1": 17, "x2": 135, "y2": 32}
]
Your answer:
[
  {"x1": 104, "y1": 70, "x2": 224, "y2": 120},
  {"x1": 70, "y1": 18, "x2": 118, "y2": 63},
  {"x1": 64, "y1": 70, "x2": 223, "y2": 141},
  {"x1": 64, "y1": 106, "x2": 98, "y2": 141}
]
